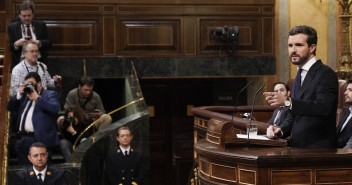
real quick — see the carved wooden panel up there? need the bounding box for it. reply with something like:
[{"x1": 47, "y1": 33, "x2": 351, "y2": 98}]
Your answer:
[
  {"x1": 118, "y1": 19, "x2": 182, "y2": 55},
  {"x1": 103, "y1": 16, "x2": 116, "y2": 55},
  {"x1": 46, "y1": 20, "x2": 101, "y2": 56},
  {"x1": 315, "y1": 168, "x2": 352, "y2": 184},
  {"x1": 271, "y1": 169, "x2": 312, "y2": 184}
]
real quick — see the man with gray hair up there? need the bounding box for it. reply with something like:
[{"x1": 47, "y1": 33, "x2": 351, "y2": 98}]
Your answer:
[{"x1": 10, "y1": 41, "x2": 61, "y2": 96}]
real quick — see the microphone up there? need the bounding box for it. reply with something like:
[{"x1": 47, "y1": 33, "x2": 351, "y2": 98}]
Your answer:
[
  {"x1": 246, "y1": 82, "x2": 266, "y2": 148},
  {"x1": 231, "y1": 80, "x2": 253, "y2": 123}
]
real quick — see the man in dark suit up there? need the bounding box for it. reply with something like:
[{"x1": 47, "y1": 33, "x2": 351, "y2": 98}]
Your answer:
[
  {"x1": 7, "y1": 72, "x2": 60, "y2": 164},
  {"x1": 264, "y1": 25, "x2": 338, "y2": 148},
  {"x1": 15, "y1": 142, "x2": 68, "y2": 185},
  {"x1": 267, "y1": 82, "x2": 291, "y2": 126},
  {"x1": 336, "y1": 78, "x2": 352, "y2": 148},
  {"x1": 105, "y1": 126, "x2": 146, "y2": 185},
  {"x1": 8, "y1": 1, "x2": 52, "y2": 67}
]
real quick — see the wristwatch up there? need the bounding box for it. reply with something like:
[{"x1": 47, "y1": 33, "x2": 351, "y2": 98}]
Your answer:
[{"x1": 284, "y1": 98, "x2": 291, "y2": 107}]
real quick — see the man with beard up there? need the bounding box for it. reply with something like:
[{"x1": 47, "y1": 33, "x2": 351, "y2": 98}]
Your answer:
[
  {"x1": 336, "y1": 78, "x2": 352, "y2": 148},
  {"x1": 63, "y1": 76, "x2": 111, "y2": 131},
  {"x1": 263, "y1": 25, "x2": 338, "y2": 148}
]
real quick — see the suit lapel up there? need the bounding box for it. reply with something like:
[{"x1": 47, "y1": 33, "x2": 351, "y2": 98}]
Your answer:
[
  {"x1": 337, "y1": 109, "x2": 349, "y2": 134},
  {"x1": 297, "y1": 60, "x2": 322, "y2": 99},
  {"x1": 28, "y1": 167, "x2": 38, "y2": 185},
  {"x1": 44, "y1": 167, "x2": 52, "y2": 185},
  {"x1": 16, "y1": 21, "x2": 23, "y2": 39}
]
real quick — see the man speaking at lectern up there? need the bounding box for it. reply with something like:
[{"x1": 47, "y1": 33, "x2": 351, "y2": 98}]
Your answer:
[{"x1": 264, "y1": 25, "x2": 338, "y2": 148}]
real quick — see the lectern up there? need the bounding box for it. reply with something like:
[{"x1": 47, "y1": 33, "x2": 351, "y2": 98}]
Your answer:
[{"x1": 192, "y1": 106, "x2": 352, "y2": 185}]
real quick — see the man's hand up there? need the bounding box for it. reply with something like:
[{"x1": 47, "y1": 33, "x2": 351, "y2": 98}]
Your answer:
[
  {"x1": 27, "y1": 88, "x2": 39, "y2": 101},
  {"x1": 18, "y1": 84, "x2": 25, "y2": 95},
  {"x1": 266, "y1": 125, "x2": 282, "y2": 139},
  {"x1": 263, "y1": 92, "x2": 286, "y2": 106},
  {"x1": 53, "y1": 75, "x2": 62, "y2": 83},
  {"x1": 14, "y1": 38, "x2": 29, "y2": 48}
]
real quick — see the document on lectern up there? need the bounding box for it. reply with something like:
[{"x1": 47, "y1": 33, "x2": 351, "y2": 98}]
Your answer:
[{"x1": 236, "y1": 134, "x2": 270, "y2": 140}]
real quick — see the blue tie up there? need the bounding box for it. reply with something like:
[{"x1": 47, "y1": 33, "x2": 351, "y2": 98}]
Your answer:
[
  {"x1": 294, "y1": 68, "x2": 302, "y2": 98},
  {"x1": 20, "y1": 100, "x2": 33, "y2": 132}
]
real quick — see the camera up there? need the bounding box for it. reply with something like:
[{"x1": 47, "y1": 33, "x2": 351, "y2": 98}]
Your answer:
[
  {"x1": 23, "y1": 82, "x2": 37, "y2": 94},
  {"x1": 62, "y1": 116, "x2": 75, "y2": 129},
  {"x1": 212, "y1": 26, "x2": 239, "y2": 41}
]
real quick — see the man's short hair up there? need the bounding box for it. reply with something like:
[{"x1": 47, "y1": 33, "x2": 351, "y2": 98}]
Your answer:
[
  {"x1": 25, "y1": 72, "x2": 41, "y2": 83},
  {"x1": 273, "y1": 81, "x2": 290, "y2": 92},
  {"x1": 18, "y1": 1, "x2": 35, "y2": 14},
  {"x1": 288, "y1": 25, "x2": 317, "y2": 55},
  {"x1": 348, "y1": 77, "x2": 352, "y2": 84},
  {"x1": 79, "y1": 76, "x2": 94, "y2": 87},
  {"x1": 117, "y1": 126, "x2": 132, "y2": 137},
  {"x1": 22, "y1": 41, "x2": 38, "y2": 53},
  {"x1": 29, "y1": 142, "x2": 47, "y2": 154}
]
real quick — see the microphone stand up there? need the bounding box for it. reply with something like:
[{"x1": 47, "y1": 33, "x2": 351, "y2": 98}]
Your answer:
[
  {"x1": 246, "y1": 83, "x2": 266, "y2": 149},
  {"x1": 231, "y1": 80, "x2": 253, "y2": 124}
]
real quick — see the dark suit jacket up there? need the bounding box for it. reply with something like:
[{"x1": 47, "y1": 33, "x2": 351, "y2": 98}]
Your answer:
[
  {"x1": 7, "y1": 90, "x2": 60, "y2": 148},
  {"x1": 280, "y1": 60, "x2": 338, "y2": 148},
  {"x1": 267, "y1": 107, "x2": 290, "y2": 126},
  {"x1": 8, "y1": 19, "x2": 52, "y2": 66},
  {"x1": 15, "y1": 166, "x2": 68, "y2": 185},
  {"x1": 336, "y1": 108, "x2": 352, "y2": 148},
  {"x1": 105, "y1": 146, "x2": 146, "y2": 185}
]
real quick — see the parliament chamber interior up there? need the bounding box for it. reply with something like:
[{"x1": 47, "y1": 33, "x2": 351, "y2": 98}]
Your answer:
[{"x1": 1, "y1": 0, "x2": 352, "y2": 185}]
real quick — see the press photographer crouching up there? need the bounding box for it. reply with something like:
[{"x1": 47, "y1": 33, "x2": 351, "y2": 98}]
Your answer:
[
  {"x1": 7, "y1": 72, "x2": 60, "y2": 165},
  {"x1": 58, "y1": 105, "x2": 92, "y2": 162}
]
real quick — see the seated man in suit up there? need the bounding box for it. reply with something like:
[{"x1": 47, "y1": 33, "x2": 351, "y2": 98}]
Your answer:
[
  {"x1": 336, "y1": 78, "x2": 352, "y2": 148},
  {"x1": 105, "y1": 126, "x2": 146, "y2": 185},
  {"x1": 267, "y1": 82, "x2": 291, "y2": 126},
  {"x1": 7, "y1": 72, "x2": 60, "y2": 164},
  {"x1": 15, "y1": 142, "x2": 68, "y2": 185}
]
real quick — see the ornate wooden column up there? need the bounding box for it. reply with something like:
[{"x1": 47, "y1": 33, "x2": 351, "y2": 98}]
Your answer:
[{"x1": 336, "y1": 0, "x2": 352, "y2": 80}]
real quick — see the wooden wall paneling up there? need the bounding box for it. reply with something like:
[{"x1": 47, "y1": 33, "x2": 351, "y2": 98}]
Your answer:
[
  {"x1": 183, "y1": 16, "x2": 197, "y2": 56},
  {"x1": 117, "y1": 5, "x2": 183, "y2": 15},
  {"x1": 0, "y1": 11, "x2": 5, "y2": 32},
  {"x1": 103, "y1": 16, "x2": 116, "y2": 55},
  {"x1": 45, "y1": 19, "x2": 101, "y2": 56},
  {"x1": 262, "y1": 17, "x2": 274, "y2": 55},
  {"x1": 199, "y1": 17, "x2": 260, "y2": 56},
  {"x1": 118, "y1": 18, "x2": 182, "y2": 56}
]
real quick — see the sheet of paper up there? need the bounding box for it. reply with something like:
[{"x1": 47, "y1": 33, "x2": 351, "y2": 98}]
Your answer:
[{"x1": 236, "y1": 134, "x2": 270, "y2": 140}]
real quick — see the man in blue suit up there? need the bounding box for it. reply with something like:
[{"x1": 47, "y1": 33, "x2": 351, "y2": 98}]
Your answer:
[
  {"x1": 267, "y1": 82, "x2": 291, "y2": 126},
  {"x1": 15, "y1": 142, "x2": 68, "y2": 185},
  {"x1": 8, "y1": 1, "x2": 52, "y2": 67},
  {"x1": 264, "y1": 25, "x2": 338, "y2": 148},
  {"x1": 7, "y1": 72, "x2": 60, "y2": 164}
]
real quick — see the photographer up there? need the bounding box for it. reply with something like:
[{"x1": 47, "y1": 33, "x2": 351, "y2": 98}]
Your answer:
[
  {"x1": 58, "y1": 105, "x2": 92, "y2": 162},
  {"x1": 7, "y1": 72, "x2": 60, "y2": 165}
]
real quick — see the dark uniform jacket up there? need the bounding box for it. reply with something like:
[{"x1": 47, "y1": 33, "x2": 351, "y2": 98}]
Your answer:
[
  {"x1": 15, "y1": 166, "x2": 68, "y2": 185},
  {"x1": 105, "y1": 146, "x2": 145, "y2": 185}
]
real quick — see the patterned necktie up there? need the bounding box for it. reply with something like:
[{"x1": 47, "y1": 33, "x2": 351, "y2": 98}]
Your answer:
[
  {"x1": 38, "y1": 173, "x2": 43, "y2": 184},
  {"x1": 26, "y1": 25, "x2": 32, "y2": 38},
  {"x1": 294, "y1": 68, "x2": 302, "y2": 98}
]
